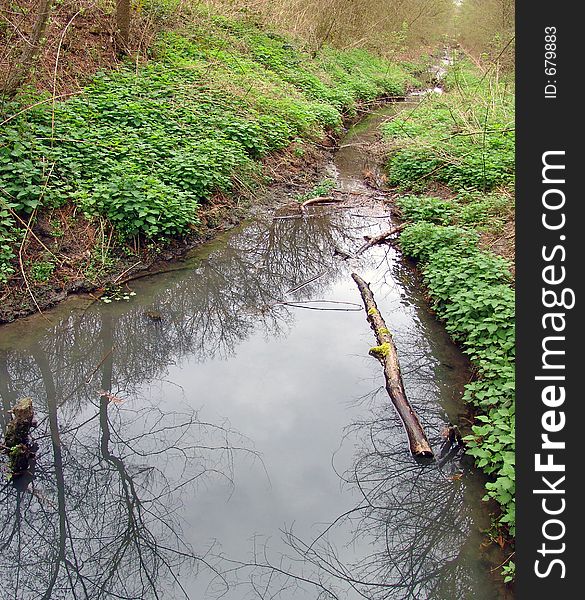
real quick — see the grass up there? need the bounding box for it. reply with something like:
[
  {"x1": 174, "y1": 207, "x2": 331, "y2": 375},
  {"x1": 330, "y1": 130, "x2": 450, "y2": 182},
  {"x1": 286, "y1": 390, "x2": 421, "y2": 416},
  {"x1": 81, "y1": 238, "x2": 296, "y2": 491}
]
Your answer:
[{"x1": 0, "y1": 7, "x2": 413, "y2": 287}]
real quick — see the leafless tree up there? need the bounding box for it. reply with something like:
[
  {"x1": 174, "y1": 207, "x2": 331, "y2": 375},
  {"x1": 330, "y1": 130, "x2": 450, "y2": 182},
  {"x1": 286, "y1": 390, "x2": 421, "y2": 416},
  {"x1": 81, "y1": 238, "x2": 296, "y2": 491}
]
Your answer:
[{"x1": 0, "y1": 0, "x2": 52, "y2": 95}]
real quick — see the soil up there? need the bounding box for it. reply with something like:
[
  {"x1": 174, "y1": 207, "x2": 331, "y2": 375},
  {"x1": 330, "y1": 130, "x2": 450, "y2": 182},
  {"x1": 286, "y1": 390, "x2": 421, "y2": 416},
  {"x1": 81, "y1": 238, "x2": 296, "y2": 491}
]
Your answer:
[
  {"x1": 1, "y1": 1, "x2": 160, "y2": 97},
  {"x1": 479, "y1": 218, "x2": 515, "y2": 278}
]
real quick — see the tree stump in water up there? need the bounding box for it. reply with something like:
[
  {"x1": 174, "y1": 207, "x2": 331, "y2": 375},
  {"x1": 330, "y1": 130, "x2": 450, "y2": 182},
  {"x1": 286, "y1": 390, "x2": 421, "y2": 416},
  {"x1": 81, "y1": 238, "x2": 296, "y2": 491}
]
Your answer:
[{"x1": 3, "y1": 397, "x2": 36, "y2": 476}]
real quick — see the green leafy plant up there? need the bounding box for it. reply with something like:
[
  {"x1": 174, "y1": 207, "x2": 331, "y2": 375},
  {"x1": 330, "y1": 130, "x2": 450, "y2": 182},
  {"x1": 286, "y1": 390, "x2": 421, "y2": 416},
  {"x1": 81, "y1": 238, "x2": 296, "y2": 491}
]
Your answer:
[
  {"x1": 0, "y1": 205, "x2": 17, "y2": 284},
  {"x1": 501, "y1": 560, "x2": 515, "y2": 584},
  {"x1": 76, "y1": 174, "x2": 200, "y2": 239},
  {"x1": 295, "y1": 178, "x2": 336, "y2": 202},
  {"x1": 0, "y1": 11, "x2": 411, "y2": 290},
  {"x1": 397, "y1": 202, "x2": 515, "y2": 540},
  {"x1": 396, "y1": 195, "x2": 455, "y2": 225},
  {"x1": 28, "y1": 257, "x2": 56, "y2": 283}
]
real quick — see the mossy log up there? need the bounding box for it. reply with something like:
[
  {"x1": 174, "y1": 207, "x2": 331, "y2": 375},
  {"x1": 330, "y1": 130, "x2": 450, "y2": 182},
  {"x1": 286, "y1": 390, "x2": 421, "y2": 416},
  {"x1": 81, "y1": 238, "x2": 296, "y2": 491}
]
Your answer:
[
  {"x1": 352, "y1": 273, "x2": 434, "y2": 459},
  {"x1": 3, "y1": 397, "x2": 35, "y2": 475}
]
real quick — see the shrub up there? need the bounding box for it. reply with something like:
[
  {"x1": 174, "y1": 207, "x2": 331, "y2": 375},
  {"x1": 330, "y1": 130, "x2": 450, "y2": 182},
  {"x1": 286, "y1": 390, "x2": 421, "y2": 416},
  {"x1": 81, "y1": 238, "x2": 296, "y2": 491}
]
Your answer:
[
  {"x1": 76, "y1": 175, "x2": 200, "y2": 239},
  {"x1": 398, "y1": 216, "x2": 515, "y2": 536}
]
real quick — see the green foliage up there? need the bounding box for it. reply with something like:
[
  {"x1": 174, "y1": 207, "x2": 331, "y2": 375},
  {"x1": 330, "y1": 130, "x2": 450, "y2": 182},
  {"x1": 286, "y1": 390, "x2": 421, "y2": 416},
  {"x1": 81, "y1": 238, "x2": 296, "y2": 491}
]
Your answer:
[
  {"x1": 295, "y1": 178, "x2": 336, "y2": 202},
  {"x1": 0, "y1": 11, "x2": 410, "y2": 282},
  {"x1": 396, "y1": 190, "x2": 514, "y2": 238},
  {"x1": 399, "y1": 222, "x2": 478, "y2": 262},
  {"x1": 382, "y1": 60, "x2": 514, "y2": 192},
  {"x1": 456, "y1": 190, "x2": 513, "y2": 229},
  {"x1": 398, "y1": 209, "x2": 515, "y2": 537},
  {"x1": 76, "y1": 175, "x2": 200, "y2": 239},
  {"x1": 396, "y1": 195, "x2": 455, "y2": 225},
  {"x1": 0, "y1": 205, "x2": 17, "y2": 284},
  {"x1": 0, "y1": 119, "x2": 60, "y2": 213},
  {"x1": 28, "y1": 257, "x2": 56, "y2": 283},
  {"x1": 501, "y1": 560, "x2": 515, "y2": 583}
]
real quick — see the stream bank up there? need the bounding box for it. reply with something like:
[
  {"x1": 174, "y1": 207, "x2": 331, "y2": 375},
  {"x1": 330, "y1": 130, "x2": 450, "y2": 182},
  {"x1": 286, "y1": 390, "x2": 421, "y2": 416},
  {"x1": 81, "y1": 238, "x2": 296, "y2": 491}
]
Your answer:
[
  {"x1": 0, "y1": 90, "x2": 513, "y2": 599},
  {"x1": 0, "y1": 140, "x2": 337, "y2": 323},
  {"x1": 0, "y1": 10, "x2": 416, "y2": 324},
  {"x1": 380, "y1": 57, "x2": 516, "y2": 581}
]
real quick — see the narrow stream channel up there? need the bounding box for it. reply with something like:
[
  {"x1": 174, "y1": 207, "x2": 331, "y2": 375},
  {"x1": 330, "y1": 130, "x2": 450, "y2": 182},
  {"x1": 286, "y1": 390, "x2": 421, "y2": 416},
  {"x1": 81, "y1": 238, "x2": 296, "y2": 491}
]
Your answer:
[{"x1": 1, "y1": 104, "x2": 506, "y2": 599}]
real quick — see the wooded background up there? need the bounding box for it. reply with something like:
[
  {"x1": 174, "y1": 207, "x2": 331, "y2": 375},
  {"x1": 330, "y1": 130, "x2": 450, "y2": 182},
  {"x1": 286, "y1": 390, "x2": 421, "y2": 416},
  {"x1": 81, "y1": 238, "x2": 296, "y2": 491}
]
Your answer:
[{"x1": 1, "y1": 0, "x2": 514, "y2": 96}]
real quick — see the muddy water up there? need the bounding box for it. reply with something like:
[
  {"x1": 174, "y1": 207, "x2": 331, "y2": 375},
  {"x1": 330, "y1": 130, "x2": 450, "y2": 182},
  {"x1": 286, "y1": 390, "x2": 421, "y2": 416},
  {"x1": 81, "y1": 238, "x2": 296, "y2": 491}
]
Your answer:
[{"x1": 0, "y1": 106, "x2": 505, "y2": 600}]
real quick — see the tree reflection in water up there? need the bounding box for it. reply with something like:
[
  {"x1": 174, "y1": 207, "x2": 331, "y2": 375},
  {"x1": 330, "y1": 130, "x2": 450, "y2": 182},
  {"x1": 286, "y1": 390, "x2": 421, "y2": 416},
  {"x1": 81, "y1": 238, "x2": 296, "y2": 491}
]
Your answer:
[
  {"x1": 217, "y1": 395, "x2": 499, "y2": 600},
  {"x1": 0, "y1": 324, "x2": 253, "y2": 598},
  {"x1": 0, "y1": 210, "x2": 501, "y2": 599},
  {"x1": 0, "y1": 211, "x2": 360, "y2": 599},
  {"x1": 328, "y1": 411, "x2": 492, "y2": 600}
]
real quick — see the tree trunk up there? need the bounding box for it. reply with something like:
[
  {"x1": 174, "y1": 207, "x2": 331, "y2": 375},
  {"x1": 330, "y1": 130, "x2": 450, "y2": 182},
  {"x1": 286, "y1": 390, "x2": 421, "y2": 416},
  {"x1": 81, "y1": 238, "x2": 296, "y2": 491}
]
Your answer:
[
  {"x1": 2, "y1": 397, "x2": 35, "y2": 474},
  {"x1": 301, "y1": 196, "x2": 341, "y2": 211},
  {"x1": 352, "y1": 273, "x2": 434, "y2": 459},
  {"x1": 1, "y1": 0, "x2": 52, "y2": 95},
  {"x1": 115, "y1": 0, "x2": 131, "y2": 53}
]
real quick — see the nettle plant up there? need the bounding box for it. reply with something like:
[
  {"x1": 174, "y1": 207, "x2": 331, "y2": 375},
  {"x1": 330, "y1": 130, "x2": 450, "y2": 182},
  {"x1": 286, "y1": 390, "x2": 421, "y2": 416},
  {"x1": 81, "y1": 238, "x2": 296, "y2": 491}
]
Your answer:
[
  {"x1": 76, "y1": 174, "x2": 200, "y2": 239},
  {"x1": 398, "y1": 218, "x2": 515, "y2": 537}
]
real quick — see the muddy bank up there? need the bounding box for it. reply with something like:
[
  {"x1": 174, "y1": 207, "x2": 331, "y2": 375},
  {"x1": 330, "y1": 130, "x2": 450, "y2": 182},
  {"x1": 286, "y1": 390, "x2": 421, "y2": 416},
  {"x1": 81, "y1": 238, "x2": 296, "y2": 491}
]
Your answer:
[{"x1": 0, "y1": 89, "x2": 413, "y2": 326}]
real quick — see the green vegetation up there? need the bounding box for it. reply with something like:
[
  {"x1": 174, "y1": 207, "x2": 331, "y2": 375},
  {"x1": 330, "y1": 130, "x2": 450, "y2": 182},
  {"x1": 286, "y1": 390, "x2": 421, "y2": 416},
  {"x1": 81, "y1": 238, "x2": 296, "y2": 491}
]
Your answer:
[
  {"x1": 0, "y1": 10, "x2": 411, "y2": 286},
  {"x1": 28, "y1": 257, "x2": 56, "y2": 283},
  {"x1": 295, "y1": 178, "x2": 336, "y2": 203},
  {"x1": 383, "y1": 59, "x2": 515, "y2": 574},
  {"x1": 397, "y1": 190, "x2": 512, "y2": 231},
  {"x1": 399, "y1": 218, "x2": 515, "y2": 537},
  {"x1": 382, "y1": 61, "x2": 514, "y2": 192},
  {"x1": 0, "y1": 206, "x2": 16, "y2": 283}
]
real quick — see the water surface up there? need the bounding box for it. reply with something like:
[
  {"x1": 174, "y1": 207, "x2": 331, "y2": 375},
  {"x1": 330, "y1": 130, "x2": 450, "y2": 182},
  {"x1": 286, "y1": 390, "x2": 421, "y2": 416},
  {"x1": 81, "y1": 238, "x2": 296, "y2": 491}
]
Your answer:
[{"x1": 0, "y1": 106, "x2": 505, "y2": 600}]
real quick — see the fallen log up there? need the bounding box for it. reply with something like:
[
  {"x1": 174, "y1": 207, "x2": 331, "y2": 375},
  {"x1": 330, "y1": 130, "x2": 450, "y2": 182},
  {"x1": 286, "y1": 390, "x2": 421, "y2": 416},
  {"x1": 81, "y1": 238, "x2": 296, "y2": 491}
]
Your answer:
[
  {"x1": 355, "y1": 223, "x2": 406, "y2": 256},
  {"x1": 351, "y1": 273, "x2": 434, "y2": 459},
  {"x1": 300, "y1": 196, "x2": 343, "y2": 211},
  {"x1": 332, "y1": 188, "x2": 393, "y2": 197},
  {"x1": 2, "y1": 397, "x2": 36, "y2": 475}
]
